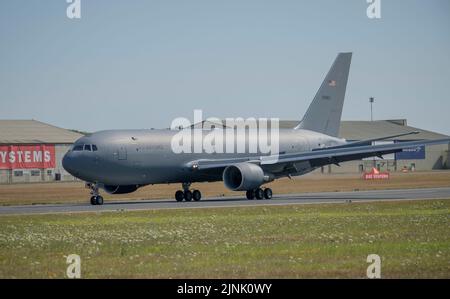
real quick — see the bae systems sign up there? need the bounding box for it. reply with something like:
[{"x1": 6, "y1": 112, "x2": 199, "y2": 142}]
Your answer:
[
  {"x1": 395, "y1": 143, "x2": 426, "y2": 160},
  {"x1": 0, "y1": 145, "x2": 55, "y2": 169}
]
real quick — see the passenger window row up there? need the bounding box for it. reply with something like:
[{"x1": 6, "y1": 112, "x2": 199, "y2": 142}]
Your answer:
[{"x1": 72, "y1": 144, "x2": 98, "y2": 152}]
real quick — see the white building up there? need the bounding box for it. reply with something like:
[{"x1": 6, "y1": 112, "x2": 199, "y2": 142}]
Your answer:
[{"x1": 0, "y1": 120, "x2": 83, "y2": 184}]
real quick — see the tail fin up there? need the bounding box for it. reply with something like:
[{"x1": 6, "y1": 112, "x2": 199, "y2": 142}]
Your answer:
[{"x1": 294, "y1": 52, "x2": 352, "y2": 137}]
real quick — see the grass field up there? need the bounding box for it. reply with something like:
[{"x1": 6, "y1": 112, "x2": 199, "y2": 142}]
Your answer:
[
  {"x1": 1, "y1": 171, "x2": 450, "y2": 205},
  {"x1": 0, "y1": 199, "x2": 449, "y2": 278}
]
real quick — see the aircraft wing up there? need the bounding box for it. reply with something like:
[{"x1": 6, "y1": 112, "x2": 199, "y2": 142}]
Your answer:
[
  {"x1": 186, "y1": 138, "x2": 450, "y2": 171},
  {"x1": 314, "y1": 131, "x2": 420, "y2": 150}
]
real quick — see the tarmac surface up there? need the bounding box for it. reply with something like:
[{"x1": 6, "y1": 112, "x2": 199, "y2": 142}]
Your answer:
[{"x1": 0, "y1": 187, "x2": 449, "y2": 215}]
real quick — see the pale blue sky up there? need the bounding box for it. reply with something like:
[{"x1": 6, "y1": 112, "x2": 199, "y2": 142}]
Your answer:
[{"x1": 1, "y1": 0, "x2": 449, "y2": 134}]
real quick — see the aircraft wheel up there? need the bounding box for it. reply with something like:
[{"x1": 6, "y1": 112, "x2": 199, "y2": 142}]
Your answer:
[
  {"x1": 192, "y1": 190, "x2": 201, "y2": 201},
  {"x1": 95, "y1": 196, "x2": 104, "y2": 205},
  {"x1": 255, "y1": 188, "x2": 264, "y2": 200},
  {"x1": 264, "y1": 188, "x2": 273, "y2": 199},
  {"x1": 246, "y1": 190, "x2": 255, "y2": 200},
  {"x1": 90, "y1": 196, "x2": 97, "y2": 205},
  {"x1": 175, "y1": 190, "x2": 184, "y2": 202},
  {"x1": 184, "y1": 190, "x2": 193, "y2": 202}
]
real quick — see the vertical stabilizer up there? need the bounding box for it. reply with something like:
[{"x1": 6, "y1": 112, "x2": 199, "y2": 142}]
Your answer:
[{"x1": 295, "y1": 53, "x2": 352, "y2": 137}]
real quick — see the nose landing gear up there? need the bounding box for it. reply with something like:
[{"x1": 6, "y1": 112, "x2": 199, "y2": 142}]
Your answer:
[
  {"x1": 86, "y1": 183, "x2": 104, "y2": 205},
  {"x1": 174, "y1": 183, "x2": 202, "y2": 202},
  {"x1": 90, "y1": 195, "x2": 104, "y2": 205}
]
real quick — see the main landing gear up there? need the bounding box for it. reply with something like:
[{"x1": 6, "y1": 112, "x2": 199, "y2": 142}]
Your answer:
[
  {"x1": 87, "y1": 183, "x2": 104, "y2": 205},
  {"x1": 246, "y1": 187, "x2": 273, "y2": 200},
  {"x1": 175, "y1": 182, "x2": 202, "y2": 202}
]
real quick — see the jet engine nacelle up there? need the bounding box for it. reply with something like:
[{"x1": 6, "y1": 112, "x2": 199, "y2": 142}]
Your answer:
[
  {"x1": 223, "y1": 162, "x2": 272, "y2": 191},
  {"x1": 103, "y1": 184, "x2": 139, "y2": 194}
]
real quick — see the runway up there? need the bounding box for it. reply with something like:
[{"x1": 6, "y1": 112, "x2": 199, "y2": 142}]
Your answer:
[{"x1": 0, "y1": 187, "x2": 449, "y2": 215}]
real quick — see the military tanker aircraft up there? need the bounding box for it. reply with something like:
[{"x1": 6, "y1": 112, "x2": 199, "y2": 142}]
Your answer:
[{"x1": 62, "y1": 53, "x2": 449, "y2": 205}]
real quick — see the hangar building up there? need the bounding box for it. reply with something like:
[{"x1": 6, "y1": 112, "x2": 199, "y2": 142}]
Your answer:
[
  {"x1": 0, "y1": 118, "x2": 448, "y2": 184},
  {"x1": 195, "y1": 118, "x2": 449, "y2": 173},
  {"x1": 279, "y1": 119, "x2": 449, "y2": 173},
  {"x1": 0, "y1": 120, "x2": 83, "y2": 184}
]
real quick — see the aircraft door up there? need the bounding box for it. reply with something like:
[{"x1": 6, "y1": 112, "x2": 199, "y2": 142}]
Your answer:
[{"x1": 118, "y1": 146, "x2": 127, "y2": 160}]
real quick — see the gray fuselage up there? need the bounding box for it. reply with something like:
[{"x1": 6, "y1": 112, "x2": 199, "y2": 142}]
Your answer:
[{"x1": 62, "y1": 128, "x2": 345, "y2": 186}]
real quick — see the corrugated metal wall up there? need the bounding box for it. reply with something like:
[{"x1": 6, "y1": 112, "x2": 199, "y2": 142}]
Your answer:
[
  {"x1": 320, "y1": 143, "x2": 449, "y2": 173},
  {"x1": 1, "y1": 141, "x2": 449, "y2": 184},
  {"x1": 0, "y1": 144, "x2": 79, "y2": 184}
]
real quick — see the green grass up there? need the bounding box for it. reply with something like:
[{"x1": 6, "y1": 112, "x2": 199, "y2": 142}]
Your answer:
[{"x1": 0, "y1": 200, "x2": 449, "y2": 278}]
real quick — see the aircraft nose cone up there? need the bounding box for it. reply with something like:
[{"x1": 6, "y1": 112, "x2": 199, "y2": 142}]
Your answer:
[{"x1": 62, "y1": 152, "x2": 76, "y2": 176}]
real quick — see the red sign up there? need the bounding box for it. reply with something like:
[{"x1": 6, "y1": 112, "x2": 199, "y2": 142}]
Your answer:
[
  {"x1": 363, "y1": 167, "x2": 390, "y2": 180},
  {"x1": 0, "y1": 145, "x2": 55, "y2": 169}
]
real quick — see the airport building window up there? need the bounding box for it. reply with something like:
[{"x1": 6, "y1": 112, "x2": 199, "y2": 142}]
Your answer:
[
  {"x1": 14, "y1": 170, "x2": 23, "y2": 177},
  {"x1": 47, "y1": 170, "x2": 52, "y2": 176},
  {"x1": 31, "y1": 170, "x2": 40, "y2": 176}
]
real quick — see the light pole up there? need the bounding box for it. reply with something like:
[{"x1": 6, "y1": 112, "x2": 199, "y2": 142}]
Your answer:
[
  {"x1": 369, "y1": 97, "x2": 374, "y2": 121},
  {"x1": 369, "y1": 97, "x2": 376, "y2": 169}
]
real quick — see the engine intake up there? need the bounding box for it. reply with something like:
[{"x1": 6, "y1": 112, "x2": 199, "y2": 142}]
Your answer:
[
  {"x1": 103, "y1": 185, "x2": 139, "y2": 194},
  {"x1": 223, "y1": 163, "x2": 272, "y2": 191}
]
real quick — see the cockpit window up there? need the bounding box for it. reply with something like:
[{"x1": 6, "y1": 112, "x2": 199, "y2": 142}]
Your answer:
[{"x1": 72, "y1": 144, "x2": 97, "y2": 152}]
